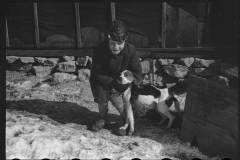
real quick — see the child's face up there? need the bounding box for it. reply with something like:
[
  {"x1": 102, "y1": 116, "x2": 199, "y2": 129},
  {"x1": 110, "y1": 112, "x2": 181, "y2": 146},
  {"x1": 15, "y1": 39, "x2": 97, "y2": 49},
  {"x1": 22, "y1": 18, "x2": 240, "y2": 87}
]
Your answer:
[{"x1": 109, "y1": 39, "x2": 125, "y2": 55}]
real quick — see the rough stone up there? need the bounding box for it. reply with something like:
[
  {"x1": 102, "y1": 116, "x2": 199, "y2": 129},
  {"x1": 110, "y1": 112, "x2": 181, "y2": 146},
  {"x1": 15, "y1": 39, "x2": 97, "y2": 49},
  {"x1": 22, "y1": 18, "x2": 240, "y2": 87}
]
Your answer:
[
  {"x1": 58, "y1": 61, "x2": 76, "y2": 72},
  {"x1": 193, "y1": 58, "x2": 222, "y2": 68},
  {"x1": 178, "y1": 78, "x2": 189, "y2": 87},
  {"x1": 77, "y1": 69, "x2": 91, "y2": 81},
  {"x1": 34, "y1": 57, "x2": 47, "y2": 64},
  {"x1": 19, "y1": 57, "x2": 35, "y2": 63},
  {"x1": 188, "y1": 65, "x2": 221, "y2": 77},
  {"x1": 153, "y1": 60, "x2": 164, "y2": 73},
  {"x1": 76, "y1": 56, "x2": 89, "y2": 67},
  {"x1": 6, "y1": 56, "x2": 19, "y2": 63},
  {"x1": 10, "y1": 62, "x2": 32, "y2": 72},
  {"x1": 175, "y1": 57, "x2": 194, "y2": 67},
  {"x1": 62, "y1": 56, "x2": 75, "y2": 62},
  {"x1": 51, "y1": 72, "x2": 77, "y2": 84},
  {"x1": 163, "y1": 64, "x2": 189, "y2": 78},
  {"x1": 87, "y1": 57, "x2": 93, "y2": 68},
  {"x1": 44, "y1": 58, "x2": 60, "y2": 66},
  {"x1": 155, "y1": 72, "x2": 178, "y2": 84},
  {"x1": 210, "y1": 75, "x2": 229, "y2": 86},
  {"x1": 33, "y1": 66, "x2": 54, "y2": 79},
  {"x1": 141, "y1": 60, "x2": 151, "y2": 74},
  {"x1": 158, "y1": 59, "x2": 174, "y2": 65},
  {"x1": 142, "y1": 72, "x2": 177, "y2": 87}
]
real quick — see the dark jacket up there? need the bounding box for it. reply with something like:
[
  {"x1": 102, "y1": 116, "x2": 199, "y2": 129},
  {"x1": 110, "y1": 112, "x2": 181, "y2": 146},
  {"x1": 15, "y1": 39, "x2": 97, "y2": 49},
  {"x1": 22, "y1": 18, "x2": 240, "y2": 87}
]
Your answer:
[{"x1": 90, "y1": 41, "x2": 142, "y2": 103}]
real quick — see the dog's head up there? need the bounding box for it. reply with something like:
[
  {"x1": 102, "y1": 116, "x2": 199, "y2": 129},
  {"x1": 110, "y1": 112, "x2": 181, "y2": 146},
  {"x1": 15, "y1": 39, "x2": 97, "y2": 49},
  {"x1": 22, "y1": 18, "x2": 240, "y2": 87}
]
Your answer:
[{"x1": 117, "y1": 70, "x2": 141, "y2": 85}]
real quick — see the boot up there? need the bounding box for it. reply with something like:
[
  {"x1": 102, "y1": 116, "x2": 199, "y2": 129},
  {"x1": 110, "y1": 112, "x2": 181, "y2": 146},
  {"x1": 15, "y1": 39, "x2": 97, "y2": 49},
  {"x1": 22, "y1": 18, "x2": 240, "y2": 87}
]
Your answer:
[{"x1": 90, "y1": 114, "x2": 107, "y2": 132}]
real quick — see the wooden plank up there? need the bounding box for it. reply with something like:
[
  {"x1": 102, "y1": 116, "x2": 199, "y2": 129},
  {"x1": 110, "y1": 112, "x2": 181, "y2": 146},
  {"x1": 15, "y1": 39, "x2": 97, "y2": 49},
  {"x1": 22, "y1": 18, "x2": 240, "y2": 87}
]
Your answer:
[
  {"x1": 81, "y1": 27, "x2": 92, "y2": 48},
  {"x1": 75, "y1": 2, "x2": 81, "y2": 48},
  {"x1": 166, "y1": 3, "x2": 178, "y2": 48},
  {"x1": 198, "y1": 2, "x2": 207, "y2": 47},
  {"x1": 181, "y1": 75, "x2": 238, "y2": 160},
  {"x1": 178, "y1": 3, "x2": 198, "y2": 47},
  {"x1": 111, "y1": 2, "x2": 116, "y2": 21},
  {"x1": 198, "y1": 2, "x2": 206, "y2": 47},
  {"x1": 141, "y1": 35, "x2": 149, "y2": 48},
  {"x1": 181, "y1": 114, "x2": 238, "y2": 160},
  {"x1": 161, "y1": 2, "x2": 167, "y2": 48},
  {"x1": 205, "y1": 2, "x2": 212, "y2": 47},
  {"x1": 6, "y1": 49, "x2": 93, "y2": 57},
  {"x1": 33, "y1": 3, "x2": 40, "y2": 48},
  {"x1": 91, "y1": 27, "x2": 102, "y2": 47},
  {"x1": 6, "y1": 17, "x2": 10, "y2": 47},
  {"x1": 184, "y1": 75, "x2": 238, "y2": 131},
  {"x1": 129, "y1": 32, "x2": 142, "y2": 48},
  {"x1": 6, "y1": 48, "x2": 238, "y2": 58}
]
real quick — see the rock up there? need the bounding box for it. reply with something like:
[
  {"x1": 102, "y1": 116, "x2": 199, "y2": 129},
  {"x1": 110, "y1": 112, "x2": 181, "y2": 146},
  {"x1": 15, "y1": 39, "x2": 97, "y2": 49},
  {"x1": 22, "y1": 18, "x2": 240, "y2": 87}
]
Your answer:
[
  {"x1": 77, "y1": 69, "x2": 91, "y2": 81},
  {"x1": 158, "y1": 58, "x2": 174, "y2": 65},
  {"x1": 33, "y1": 66, "x2": 54, "y2": 78},
  {"x1": 153, "y1": 60, "x2": 164, "y2": 73},
  {"x1": 58, "y1": 61, "x2": 76, "y2": 72},
  {"x1": 175, "y1": 57, "x2": 194, "y2": 67},
  {"x1": 18, "y1": 81, "x2": 33, "y2": 89},
  {"x1": 62, "y1": 56, "x2": 75, "y2": 62},
  {"x1": 76, "y1": 56, "x2": 89, "y2": 66},
  {"x1": 19, "y1": 57, "x2": 35, "y2": 63},
  {"x1": 10, "y1": 62, "x2": 32, "y2": 72},
  {"x1": 6, "y1": 56, "x2": 19, "y2": 63},
  {"x1": 39, "y1": 83, "x2": 51, "y2": 88},
  {"x1": 155, "y1": 72, "x2": 178, "y2": 84},
  {"x1": 34, "y1": 57, "x2": 47, "y2": 64},
  {"x1": 178, "y1": 78, "x2": 189, "y2": 87},
  {"x1": 87, "y1": 57, "x2": 93, "y2": 68},
  {"x1": 210, "y1": 75, "x2": 229, "y2": 86},
  {"x1": 188, "y1": 65, "x2": 221, "y2": 77},
  {"x1": 163, "y1": 64, "x2": 188, "y2": 78},
  {"x1": 51, "y1": 72, "x2": 77, "y2": 84},
  {"x1": 143, "y1": 72, "x2": 177, "y2": 87},
  {"x1": 44, "y1": 58, "x2": 59, "y2": 66},
  {"x1": 141, "y1": 60, "x2": 151, "y2": 74},
  {"x1": 193, "y1": 58, "x2": 222, "y2": 68}
]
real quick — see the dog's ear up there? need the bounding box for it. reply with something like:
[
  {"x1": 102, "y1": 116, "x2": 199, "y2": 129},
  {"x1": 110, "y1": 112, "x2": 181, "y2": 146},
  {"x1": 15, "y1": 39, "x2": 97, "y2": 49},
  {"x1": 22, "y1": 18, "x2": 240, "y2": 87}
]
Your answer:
[{"x1": 131, "y1": 72, "x2": 142, "y2": 85}]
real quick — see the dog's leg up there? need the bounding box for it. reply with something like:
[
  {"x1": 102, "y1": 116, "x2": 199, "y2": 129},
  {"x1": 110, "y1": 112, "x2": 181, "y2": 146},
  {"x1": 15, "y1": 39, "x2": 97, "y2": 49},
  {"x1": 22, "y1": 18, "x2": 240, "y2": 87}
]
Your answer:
[
  {"x1": 121, "y1": 88, "x2": 134, "y2": 135},
  {"x1": 157, "y1": 101, "x2": 175, "y2": 129},
  {"x1": 163, "y1": 111, "x2": 175, "y2": 129},
  {"x1": 157, "y1": 112, "x2": 167, "y2": 126}
]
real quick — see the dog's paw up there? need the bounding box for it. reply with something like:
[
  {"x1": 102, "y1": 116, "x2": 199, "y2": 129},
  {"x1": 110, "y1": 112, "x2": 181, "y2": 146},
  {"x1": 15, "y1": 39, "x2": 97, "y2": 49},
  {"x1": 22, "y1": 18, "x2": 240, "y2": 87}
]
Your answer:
[
  {"x1": 114, "y1": 128, "x2": 127, "y2": 136},
  {"x1": 119, "y1": 124, "x2": 128, "y2": 130}
]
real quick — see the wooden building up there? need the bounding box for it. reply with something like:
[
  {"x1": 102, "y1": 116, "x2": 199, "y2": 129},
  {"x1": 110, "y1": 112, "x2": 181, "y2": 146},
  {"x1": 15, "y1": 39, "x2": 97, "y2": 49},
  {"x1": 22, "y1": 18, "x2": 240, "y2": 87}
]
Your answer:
[{"x1": 4, "y1": 1, "x2": 239, "y2": 59}]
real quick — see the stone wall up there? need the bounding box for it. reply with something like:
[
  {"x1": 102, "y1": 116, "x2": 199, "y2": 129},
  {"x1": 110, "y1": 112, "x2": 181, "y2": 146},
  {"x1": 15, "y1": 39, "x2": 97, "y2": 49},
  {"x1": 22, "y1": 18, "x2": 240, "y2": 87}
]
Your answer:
[{"x1": 6, "y1": 55, "x2": 231, "y2": 87}]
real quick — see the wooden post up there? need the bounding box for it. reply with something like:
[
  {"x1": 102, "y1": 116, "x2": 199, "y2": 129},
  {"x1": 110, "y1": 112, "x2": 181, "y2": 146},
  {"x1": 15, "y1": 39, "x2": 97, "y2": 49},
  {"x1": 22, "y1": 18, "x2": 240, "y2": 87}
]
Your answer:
[
  {"x1": 205, "y1": 1, "x2": 211, "y2": 47},
  {"x1": 176, "y1": 5, "x2": 180, "y2": 48},
  {"x1": 161, "y1": 2, "x2": 167, "y2": 48},
  {"x1": 75, "y1": 2, "x2": 81, "y2": 48},
  {"x1": 6, "y1": 17, "x2": 9, "y2": 47},
  {"x1": 111, "y1": 2, "x2": 116, "y2": 21},
  {"x1": 33, "y1": 3, "x2": 40, "y2": 48}
]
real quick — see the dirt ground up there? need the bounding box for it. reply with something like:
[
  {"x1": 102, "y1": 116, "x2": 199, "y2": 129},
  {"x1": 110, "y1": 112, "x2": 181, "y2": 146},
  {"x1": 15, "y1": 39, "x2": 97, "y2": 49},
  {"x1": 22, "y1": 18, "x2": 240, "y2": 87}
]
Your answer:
[{"x1": 5, "y1": 70, "x2": 221, "y2": 160}]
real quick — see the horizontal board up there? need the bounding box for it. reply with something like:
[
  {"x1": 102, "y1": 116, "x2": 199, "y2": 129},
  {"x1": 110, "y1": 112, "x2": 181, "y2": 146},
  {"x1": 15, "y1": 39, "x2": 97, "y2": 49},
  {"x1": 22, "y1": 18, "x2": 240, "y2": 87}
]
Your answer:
[
  {"x1": 184, "y1": 75, "x2": 238, "y2": 132},
  {"x1": 181, "y1": 75, "x2": 238, "y2": 160},
  {"x1": 6, "y1": 48, "x2": 238, "y2": 58},
  {"x1": 181, "y1": 114, "x2": 238, "y2": 160}
]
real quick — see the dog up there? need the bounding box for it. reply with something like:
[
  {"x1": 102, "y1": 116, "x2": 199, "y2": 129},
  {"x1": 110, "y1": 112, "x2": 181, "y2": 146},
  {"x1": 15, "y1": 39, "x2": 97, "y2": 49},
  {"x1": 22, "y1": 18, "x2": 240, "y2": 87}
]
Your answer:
[{"x1": 117, "y1": 70, "x2": 181, "y2": 135}]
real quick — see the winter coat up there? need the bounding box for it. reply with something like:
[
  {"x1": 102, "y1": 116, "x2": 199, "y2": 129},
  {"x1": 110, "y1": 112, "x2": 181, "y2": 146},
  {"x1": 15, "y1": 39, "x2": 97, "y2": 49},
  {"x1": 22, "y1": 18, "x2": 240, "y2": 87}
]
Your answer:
[{"x1": 90, "y1": 41, "x2": 142, "y2": 103}]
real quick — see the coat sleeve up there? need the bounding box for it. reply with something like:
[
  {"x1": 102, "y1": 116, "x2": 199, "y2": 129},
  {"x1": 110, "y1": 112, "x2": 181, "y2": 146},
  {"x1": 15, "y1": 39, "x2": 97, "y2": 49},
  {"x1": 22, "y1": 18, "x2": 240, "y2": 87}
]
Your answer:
[
  {"x1": 128, "y1": 47, "x2": 142, "y2": 85},
  {"x1": 91, "y1": 47, "x2": 114, "y2": 90}
]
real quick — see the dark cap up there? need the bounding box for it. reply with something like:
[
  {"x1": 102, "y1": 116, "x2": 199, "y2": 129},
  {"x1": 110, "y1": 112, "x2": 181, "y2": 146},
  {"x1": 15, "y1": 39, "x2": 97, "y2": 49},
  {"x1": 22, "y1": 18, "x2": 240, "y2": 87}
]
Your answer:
[{"x1": 106, "y1": 20, "x2": 128, "y2": 42}]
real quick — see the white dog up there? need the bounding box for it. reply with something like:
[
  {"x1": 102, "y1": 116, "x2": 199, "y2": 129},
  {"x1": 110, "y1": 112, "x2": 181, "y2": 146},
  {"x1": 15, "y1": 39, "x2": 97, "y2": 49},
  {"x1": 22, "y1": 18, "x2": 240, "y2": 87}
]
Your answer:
[{"x1": 117, "y1": 70, "x2": 181, "y2": 135}]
